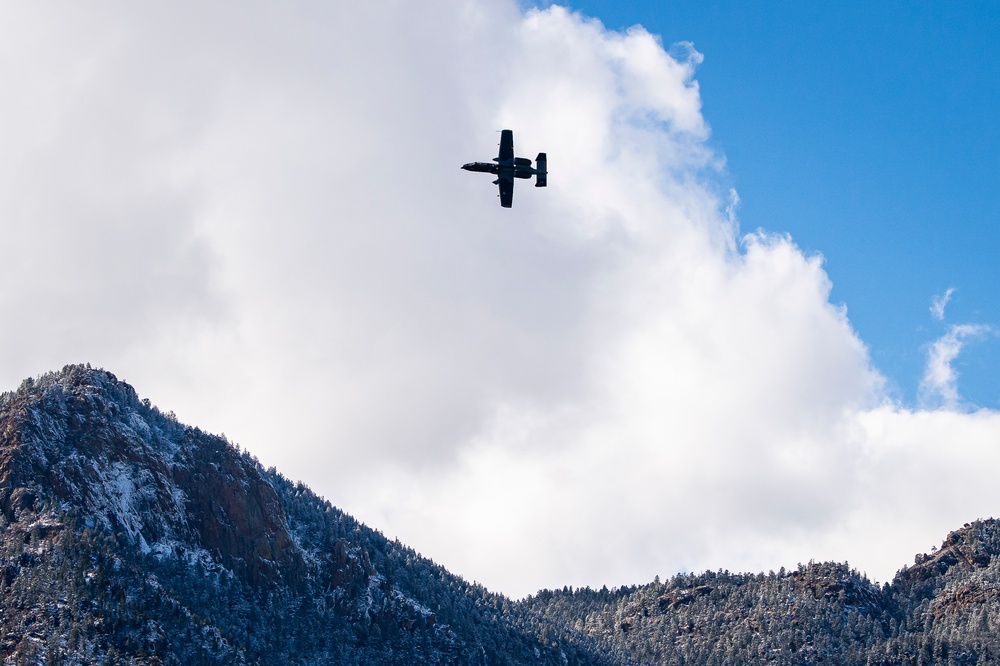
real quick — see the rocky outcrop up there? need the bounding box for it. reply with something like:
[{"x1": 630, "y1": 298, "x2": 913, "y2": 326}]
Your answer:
[
  {"x1": 171, "y1": 428, "x2": 305, "y2": 587},
  {"x1": 658, "y1": 584, "x2": 713, "y2": 610},
  {"x1": 791, "y1": 563, "x2": 884, "y2": 611},
  {"x1": 930, "y1": 579, "x2": 1000, "y2": 618},
  {"x1": 890, "y1": 520, "x2": 1000, "y2": 630},
  {"x1": 0, "y1": 364, "x2": 304, "y2": 588},
  {"x1": 897, "y1": 522, "x2": 997, "y2": 584}
]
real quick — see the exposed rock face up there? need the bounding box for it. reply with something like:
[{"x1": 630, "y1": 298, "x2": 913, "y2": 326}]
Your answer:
[
  {"x1": 658, "y1": 584, "x2": 713, "y2": 610},
  {"x1": 931, "y1": 579, "x2": 1000, "y2": 618},
  {"x1": 791, "y1": 563, "x2": 885, "y2": 611},
  {"x1": 898, "y1": 522, "x2": 997, "y2": 584},
  {"x1": 892, "y1": 519, "x2": 1000, "y2": 630},
  {"x1": 0, "y1": 364, "x2": 303, "y2": 588}
]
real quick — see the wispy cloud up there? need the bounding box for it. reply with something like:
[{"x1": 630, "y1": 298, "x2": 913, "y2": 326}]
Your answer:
[
  {"x1": 930, "y1": 288, "x2": 956, "y2": 321},
  {"x1": 920, "y1": 324, "x2": 990, "y2": 409}
]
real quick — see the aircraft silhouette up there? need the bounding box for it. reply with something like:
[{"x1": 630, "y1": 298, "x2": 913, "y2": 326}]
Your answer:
[{"x1": 462, "y1": 130, "x2": 546, "y2": 208}]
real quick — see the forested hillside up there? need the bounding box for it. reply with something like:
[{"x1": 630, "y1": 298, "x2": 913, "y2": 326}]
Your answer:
[
  {"x1": 519, "y1": 520, "x2": 1000, "y2": 664},
  {"x1": 1, "y1": 365, "x2": 997, "y2": 664}
]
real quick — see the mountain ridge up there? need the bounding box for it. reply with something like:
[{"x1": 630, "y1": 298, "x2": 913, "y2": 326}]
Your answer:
[{"x1": 1, "y1": 364, "x2": 998, "y2": 664}]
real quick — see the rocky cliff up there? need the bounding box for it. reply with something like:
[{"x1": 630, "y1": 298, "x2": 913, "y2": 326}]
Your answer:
[{"x1": 0, "y1": 366, "x2": 302, "y2": 588}]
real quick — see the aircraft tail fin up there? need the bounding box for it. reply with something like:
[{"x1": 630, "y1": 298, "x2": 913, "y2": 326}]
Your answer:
[{"x1": 534, "y1": 153, "x2": 547, "y2": 187}]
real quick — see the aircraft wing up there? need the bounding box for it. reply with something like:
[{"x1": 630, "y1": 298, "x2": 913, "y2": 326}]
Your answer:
[
  {"x1": 498, "y1": 129, "x2": 514, "y2": 163},
  {"x1": 497, "y1": 175, "x2": 513, "y2": 208}
]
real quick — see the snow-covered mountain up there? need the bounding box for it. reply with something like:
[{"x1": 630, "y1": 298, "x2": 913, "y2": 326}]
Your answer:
[
  {"x1": 1, "y1": 365, "x2": 301, "y2": 587},
  {"x1": 0, "y1": 365, "x2": 582, "y2": 664},
  {"x1": 1, "y1": 364, "x2": 999, "y2": 664}
]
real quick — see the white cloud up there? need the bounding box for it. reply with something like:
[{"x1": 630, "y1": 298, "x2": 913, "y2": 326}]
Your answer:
[
  {"x1": 930, "y1": 287, "x2": 955, "y2": 320},
  {"x1": 2, "y1": 2, "x2": 999, "y2": 598},
  {"x1": 919, "y1": 324, "x2": 990, "y2": 409}
]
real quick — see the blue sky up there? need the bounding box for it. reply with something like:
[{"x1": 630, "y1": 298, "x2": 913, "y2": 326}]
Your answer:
[{"x1": 559, "y1": 0, "x2": 1000, "y2": 407}]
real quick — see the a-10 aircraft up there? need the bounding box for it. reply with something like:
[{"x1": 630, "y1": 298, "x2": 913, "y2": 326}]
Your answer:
[{"x1": 462, "y1": 129, "x2": 546, "y2": 208}]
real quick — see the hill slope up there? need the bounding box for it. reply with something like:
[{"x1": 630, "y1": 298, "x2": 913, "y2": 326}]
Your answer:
[
  {"x1": 0, "y1": 365, "x2": 595, "y2": 664},
  {"x1": 519, "y1": 523, "x2": 1000, "y2": 665},
  {"x1": 1, "y1": 365, "x2": 998, "y2": 664}
]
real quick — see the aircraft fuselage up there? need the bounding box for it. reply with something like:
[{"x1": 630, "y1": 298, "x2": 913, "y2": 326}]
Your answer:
[{"x1": 461, "y1": 160, "x2": 536, "y2": 179}]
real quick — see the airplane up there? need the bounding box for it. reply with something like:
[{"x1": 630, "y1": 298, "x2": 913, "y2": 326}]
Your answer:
[{"x1": 462, "y1": 129, "x2": 546, "y2": 208}]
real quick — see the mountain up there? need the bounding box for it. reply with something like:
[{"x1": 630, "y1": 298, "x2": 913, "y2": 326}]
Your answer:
[
  {"x1": 1, "y1": 365, "x2": 998, "y2": 664},
  {"x1": 0, "y1": 365, "x2": 593, "y2": 665}
]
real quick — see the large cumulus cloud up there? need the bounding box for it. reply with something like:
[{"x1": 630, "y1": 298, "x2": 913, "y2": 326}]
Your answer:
[{"x1": 1, "y1": 1, "x2": 998, "y2": 598}]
